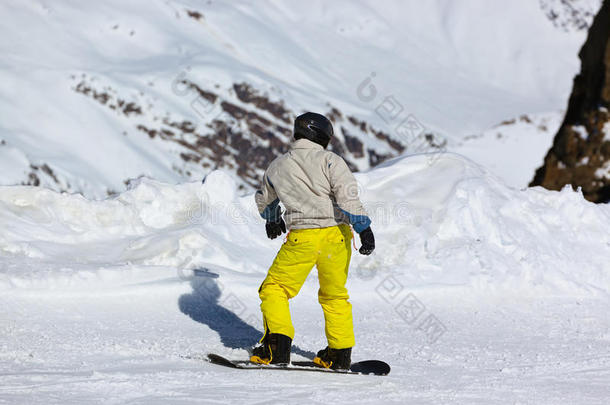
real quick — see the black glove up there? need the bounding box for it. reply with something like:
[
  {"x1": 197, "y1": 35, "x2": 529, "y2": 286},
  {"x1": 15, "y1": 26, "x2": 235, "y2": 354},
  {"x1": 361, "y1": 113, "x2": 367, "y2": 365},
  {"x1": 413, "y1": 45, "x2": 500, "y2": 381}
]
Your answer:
[
  {"x1": 265, "y1": 218, "x2": 286, "y2": 240},
  {"x1": 358, "y1": 227, "x2": 375, "y2": 255}
]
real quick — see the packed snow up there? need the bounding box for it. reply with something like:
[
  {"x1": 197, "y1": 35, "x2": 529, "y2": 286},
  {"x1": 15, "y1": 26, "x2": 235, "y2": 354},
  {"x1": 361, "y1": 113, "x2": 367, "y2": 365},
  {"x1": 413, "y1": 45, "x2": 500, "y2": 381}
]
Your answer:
[{"x1": 1, "y1": 154, "x2": 609, "y2": 403}]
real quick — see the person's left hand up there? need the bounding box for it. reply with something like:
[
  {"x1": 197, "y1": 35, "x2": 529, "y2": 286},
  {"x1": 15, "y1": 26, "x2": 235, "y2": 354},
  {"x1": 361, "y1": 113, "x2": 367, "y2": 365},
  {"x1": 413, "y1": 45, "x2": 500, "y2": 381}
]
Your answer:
[{"x1": 358, "y1": 227, "x2": 375, "y2": 255}]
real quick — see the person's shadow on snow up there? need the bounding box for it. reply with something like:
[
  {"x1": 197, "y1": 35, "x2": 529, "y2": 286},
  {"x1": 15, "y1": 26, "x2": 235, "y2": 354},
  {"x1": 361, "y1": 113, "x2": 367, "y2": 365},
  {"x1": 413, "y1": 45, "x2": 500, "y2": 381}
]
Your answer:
[{"x1": 178, "y1": 276, "x2": 315, "y2": 359}]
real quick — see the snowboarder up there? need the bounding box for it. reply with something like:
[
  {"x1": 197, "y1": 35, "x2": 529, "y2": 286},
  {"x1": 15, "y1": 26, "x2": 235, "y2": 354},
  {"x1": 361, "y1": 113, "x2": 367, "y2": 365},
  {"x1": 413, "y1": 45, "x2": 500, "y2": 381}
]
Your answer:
[{"x1": 251, "y1": 112, "x2": 375, "y2": 370}]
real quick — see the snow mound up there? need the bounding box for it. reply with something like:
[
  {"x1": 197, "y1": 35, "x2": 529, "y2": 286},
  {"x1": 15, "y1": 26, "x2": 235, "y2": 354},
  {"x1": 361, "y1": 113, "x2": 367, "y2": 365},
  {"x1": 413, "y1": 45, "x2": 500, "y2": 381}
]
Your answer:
[
  {"x1": 1, "y1": 154, "x2": 608, "y2": 295},
  {"x1": 357, "y1": 154, "x2": 610, "y2": 294}
]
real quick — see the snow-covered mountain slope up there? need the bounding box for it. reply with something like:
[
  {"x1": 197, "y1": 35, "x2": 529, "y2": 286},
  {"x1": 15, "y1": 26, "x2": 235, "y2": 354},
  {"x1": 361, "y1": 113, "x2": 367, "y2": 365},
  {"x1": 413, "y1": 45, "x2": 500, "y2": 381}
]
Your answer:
[
  {"x1": 0, "y1": 0, "x2": 600, "y2": 196},
  {"x1": 452, "y1": 111, "x2": 564, "y2": 187},
  {"x1": 1, "y1": 154, "x2": 610, "y2": 403}
]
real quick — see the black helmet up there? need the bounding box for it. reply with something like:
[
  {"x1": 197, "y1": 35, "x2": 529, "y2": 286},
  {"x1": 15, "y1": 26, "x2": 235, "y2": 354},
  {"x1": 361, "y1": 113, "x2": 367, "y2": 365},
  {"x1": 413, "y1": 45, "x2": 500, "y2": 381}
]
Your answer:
[{"x1": 294, "y1": 112, "x2": 333, "y2": 149}]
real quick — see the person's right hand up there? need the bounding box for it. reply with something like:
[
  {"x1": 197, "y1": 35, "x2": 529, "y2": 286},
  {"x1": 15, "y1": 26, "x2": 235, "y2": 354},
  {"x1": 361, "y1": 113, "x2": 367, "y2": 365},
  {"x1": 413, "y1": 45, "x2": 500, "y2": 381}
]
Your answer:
[
  {"x1": 265, "y1": 218, "x2": 286, "y2": 239},
  {"x1": 358, "y1": 227, "x2": 375, "y2": 255}
]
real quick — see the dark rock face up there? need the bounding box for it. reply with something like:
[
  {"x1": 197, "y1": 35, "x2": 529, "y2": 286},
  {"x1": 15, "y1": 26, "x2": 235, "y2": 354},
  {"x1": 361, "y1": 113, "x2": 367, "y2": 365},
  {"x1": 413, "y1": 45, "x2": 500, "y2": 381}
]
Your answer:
[{"x1": 531, "y1": 0, "x2": 610, "y2": 203}]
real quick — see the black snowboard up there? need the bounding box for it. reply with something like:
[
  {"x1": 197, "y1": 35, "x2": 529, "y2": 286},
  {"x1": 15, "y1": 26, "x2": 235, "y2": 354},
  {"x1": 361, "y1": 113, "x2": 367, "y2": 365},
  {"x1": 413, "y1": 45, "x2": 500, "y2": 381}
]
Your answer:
[{"x1": 206, "y1": 353, "x2": 390, "y2": 376}]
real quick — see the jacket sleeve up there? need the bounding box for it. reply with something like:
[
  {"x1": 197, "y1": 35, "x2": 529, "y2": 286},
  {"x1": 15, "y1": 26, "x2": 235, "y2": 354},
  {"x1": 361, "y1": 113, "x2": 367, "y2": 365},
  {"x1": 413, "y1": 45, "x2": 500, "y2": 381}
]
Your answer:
[
  {"x1": 255, "y1": 171, "x2": 281, "y2": 222},
  {"x1": 327, "y1": 154, "x2": 371, "y2": 233}
]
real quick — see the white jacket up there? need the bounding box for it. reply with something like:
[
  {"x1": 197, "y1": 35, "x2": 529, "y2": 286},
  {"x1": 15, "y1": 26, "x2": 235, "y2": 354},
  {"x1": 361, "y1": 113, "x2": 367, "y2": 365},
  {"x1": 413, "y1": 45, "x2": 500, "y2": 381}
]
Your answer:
[{"x1": 255, "y1": 138, "x2": 371, "y2": 232}]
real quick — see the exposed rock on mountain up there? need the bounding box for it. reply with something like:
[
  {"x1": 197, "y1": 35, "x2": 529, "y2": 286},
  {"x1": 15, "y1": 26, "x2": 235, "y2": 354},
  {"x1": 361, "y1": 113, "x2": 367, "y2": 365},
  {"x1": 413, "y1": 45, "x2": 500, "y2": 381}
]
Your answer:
[
  {"x1": 71, "y1": 74, "x2": 431, "y2": 190},
  {"x1": 531, "y1": 0, "x2": 610, "y2": 203},
  {"x1": 539, "y1": 0, "x2": 602, "y2": 32}
]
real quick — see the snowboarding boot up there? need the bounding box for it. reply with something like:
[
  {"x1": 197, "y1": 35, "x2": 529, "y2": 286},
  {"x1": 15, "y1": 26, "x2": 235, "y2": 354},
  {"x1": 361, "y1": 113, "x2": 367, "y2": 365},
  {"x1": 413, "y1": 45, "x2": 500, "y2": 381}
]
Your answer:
[
  {"x1": 313, "y1": 346, "x2": 352, "y2": 370},
  {"x1": 250, "y1": 333, "x2": 292, "y2": 365}
]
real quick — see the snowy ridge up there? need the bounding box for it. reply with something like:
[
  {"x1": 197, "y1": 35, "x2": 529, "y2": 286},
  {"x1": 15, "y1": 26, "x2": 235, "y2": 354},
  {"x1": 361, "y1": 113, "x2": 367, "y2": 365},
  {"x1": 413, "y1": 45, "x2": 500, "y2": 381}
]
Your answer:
[{"x1": 2, "y1": 153, "x2": 609, "y2": 295}]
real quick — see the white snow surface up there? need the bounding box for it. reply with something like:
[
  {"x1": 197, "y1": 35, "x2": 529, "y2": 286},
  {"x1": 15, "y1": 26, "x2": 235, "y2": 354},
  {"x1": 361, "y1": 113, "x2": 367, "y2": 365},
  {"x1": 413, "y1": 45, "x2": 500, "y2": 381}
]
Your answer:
[{"x1": 1, "y1": 154, "x2": 610, "y2": 403}]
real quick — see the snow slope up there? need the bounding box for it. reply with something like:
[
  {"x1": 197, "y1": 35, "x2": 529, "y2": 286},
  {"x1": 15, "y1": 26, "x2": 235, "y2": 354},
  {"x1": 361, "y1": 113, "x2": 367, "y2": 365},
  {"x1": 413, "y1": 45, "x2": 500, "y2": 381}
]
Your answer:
[
  {"x1": 452, "y1": 111, "x2": 565, "y2": 187},
  {"x1": 0, "y1": 0, "x2": 598, "y2": 195},
  {"x1": 1, "y1": 154, "x2": 609, "y2": 403}
]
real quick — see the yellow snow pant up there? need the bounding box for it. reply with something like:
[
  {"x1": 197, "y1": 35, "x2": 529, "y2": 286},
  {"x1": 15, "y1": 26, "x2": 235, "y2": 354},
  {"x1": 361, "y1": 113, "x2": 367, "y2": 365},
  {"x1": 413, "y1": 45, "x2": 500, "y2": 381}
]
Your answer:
[{"x1": 259, "y1": 224, "x2": 355, "y2": 349}]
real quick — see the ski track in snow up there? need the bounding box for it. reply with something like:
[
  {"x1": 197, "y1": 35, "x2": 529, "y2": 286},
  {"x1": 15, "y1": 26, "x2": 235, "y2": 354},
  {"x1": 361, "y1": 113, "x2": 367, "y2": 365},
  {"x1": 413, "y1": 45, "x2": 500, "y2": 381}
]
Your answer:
[{"x1": 1, "y1": 154, "x2": 609, "y2": 403}]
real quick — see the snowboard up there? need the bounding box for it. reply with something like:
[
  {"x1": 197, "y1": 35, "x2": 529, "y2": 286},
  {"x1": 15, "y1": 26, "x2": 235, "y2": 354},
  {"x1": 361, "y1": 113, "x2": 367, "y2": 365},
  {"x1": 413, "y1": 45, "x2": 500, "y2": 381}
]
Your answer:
[{"x1": 206, "y1": 353, "x2": 390, "y2": 376}]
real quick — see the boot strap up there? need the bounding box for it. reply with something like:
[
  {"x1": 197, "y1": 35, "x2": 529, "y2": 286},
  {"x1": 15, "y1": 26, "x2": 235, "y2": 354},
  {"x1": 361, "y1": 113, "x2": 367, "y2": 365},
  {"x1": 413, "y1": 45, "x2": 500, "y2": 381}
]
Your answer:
[
  {"x1": 250, "y1": 355, "x2": 272, "y2": 365},
  {"x1": 313, "y1": 356, "x2": 332, "y2": 369}
]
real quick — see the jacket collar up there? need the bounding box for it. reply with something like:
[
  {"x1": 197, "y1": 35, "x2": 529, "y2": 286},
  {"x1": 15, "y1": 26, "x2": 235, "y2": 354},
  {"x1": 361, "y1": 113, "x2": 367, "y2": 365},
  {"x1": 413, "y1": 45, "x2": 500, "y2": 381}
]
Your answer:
[{"x1": 291, "y1": 138, "x2": 324, "y2": 150}]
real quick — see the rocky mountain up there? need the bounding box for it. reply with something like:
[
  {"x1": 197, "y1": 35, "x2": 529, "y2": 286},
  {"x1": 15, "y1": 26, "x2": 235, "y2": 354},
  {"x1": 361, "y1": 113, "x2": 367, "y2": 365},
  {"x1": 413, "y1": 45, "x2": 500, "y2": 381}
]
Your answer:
[{"x1": 531, "y1": 0, "x2": 610, "y2": 203}]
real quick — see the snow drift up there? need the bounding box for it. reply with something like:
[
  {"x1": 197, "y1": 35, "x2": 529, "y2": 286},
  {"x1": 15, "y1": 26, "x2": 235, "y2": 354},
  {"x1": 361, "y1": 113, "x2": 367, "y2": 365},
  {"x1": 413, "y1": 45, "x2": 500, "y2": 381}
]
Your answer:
[{"x1": 1, "y1": 153, "x2": 608, "y2": 295}]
